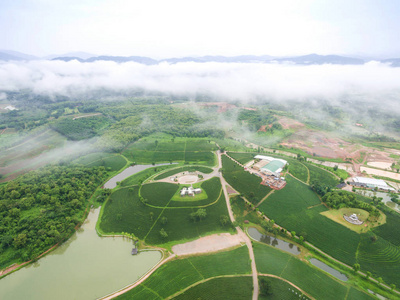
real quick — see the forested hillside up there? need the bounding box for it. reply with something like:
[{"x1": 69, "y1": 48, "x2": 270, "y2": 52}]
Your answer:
[{"x1": 0, "y1": 165, "x2": 108, "y2": 268}]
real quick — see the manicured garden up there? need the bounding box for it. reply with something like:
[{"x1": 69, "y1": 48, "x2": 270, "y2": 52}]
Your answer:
[
  {"x1": 116, "y1": 246, "x2": 251, "y2": 300},
  {"x1": 99, "y1": 177, "x2": 232, "y2": 246}
]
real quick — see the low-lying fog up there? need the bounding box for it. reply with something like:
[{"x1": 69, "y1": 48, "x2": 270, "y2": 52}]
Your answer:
[{"x1": 0, "y1": 60, "x2": 399, "y2": 107}]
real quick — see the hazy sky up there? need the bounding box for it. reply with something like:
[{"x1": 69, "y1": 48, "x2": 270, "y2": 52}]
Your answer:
[{"x1": 0, "y1": 0, "x2": 399, "y2": 58}]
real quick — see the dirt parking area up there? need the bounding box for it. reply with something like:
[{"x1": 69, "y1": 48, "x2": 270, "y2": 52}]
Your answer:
[
  {"x1": 367, "y1": 161, "x2": 392, "y2": 170},
  {"x1": 172, "y1": 233, "x2": 245, "y2": 256},
  {"x1": 177, "y1": 175, "x2": 198, "y2": 184},
  {"x1": 360, "y1": 166, "x2": 400, "y2": 181}
]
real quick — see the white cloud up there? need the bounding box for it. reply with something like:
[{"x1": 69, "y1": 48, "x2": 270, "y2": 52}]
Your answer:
[{"x1": 0, "y1": 60, "x2": 400, "y2": 105}]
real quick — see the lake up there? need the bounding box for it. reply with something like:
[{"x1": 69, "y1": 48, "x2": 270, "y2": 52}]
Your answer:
[
  {"x1": 0, "y1": 208, "x2": 162, "y2": 300},
  {"x1": 103, "y1": 163, "x2": 174, "y2": 189}
]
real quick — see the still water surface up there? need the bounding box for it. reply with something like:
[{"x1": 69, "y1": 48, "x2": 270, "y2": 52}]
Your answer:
[
  {"x1": 0, "y1": 209, "x2": 161, "y2": 300},
  {"x1": 247, "y1": 227, "x2": 301, "y2": 255},
  {"x1": 103, "y1": 163, "x2": 174, "y2": 189},
  {"x1": 309, "y1": 258, "x2": 348, "y2": 281}
]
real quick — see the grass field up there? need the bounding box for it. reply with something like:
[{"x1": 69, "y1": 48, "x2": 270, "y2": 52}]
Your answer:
[
  {"x1": 73, "y1": 152, "x2": 127, "y2": 172},
  {"x1": 99, "y1": 177, "x2": 232, "y2": 245},
  {"x1": 320, "y1": 207, "x2": 385, "y2": 233},
  {"x1": 170, "y1": 182, "x2": 208, "y2": 202},
  {"x1": 221, "y1": 155, "x2": 272, "y2": 204},
  {"x1": 173, "y1": 276, "x2": 253, "y2": 300},
  {"x1": 116, "y1": 246, "x2": 251, "y2": 300},
  {"x1": 122, "y1": 137, "x2": 217, "y2": 166},
  {"x1": 154, "y1": 166, "x2": 213, "y2": 180},
  {"x1": 254, "y1": 243, "x2": 373, "y2": 300},
  {"x1": 168, "y1": 177, "x2": 222, "y2": 207}
]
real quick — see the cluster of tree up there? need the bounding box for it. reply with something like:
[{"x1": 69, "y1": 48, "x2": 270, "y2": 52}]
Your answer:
[
  {"x1": 259, "y1": 278, "x2": 273, "y2": 296},
  {"x1": 51, "y1": 116, "x2": 111, "y2": 140},
  {"x1": 189, "y1": 208, "x2": 207, "y2": 222},
  {"x1": 310, "y1": 181, "x2": 332, "y2": 196},
  {"x1": 97, "y1": 189, "x2": 112, "y2": 203},
  {"x1": 0, "y1": 165, "x2": 108, "y2": 267},
  {"x1": 238, "y1": 109, "x2": 277, "y2": 132},
  {"x1": 322, "y1": 191, "x2": 380, "y2": 218}
]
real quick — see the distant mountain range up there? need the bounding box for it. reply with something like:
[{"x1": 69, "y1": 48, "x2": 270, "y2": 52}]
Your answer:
[{"x1": 0, "y1": 50, "x2": 399, "y2": 67}]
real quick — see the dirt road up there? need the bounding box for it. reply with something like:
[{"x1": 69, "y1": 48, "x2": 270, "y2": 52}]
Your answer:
[{"x1": 217, "y1": 151, "x2": 259, "y2": 300}]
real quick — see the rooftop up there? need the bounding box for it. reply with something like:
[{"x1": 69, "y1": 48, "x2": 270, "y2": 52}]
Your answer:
[{"x1": 262, "y1": 160, "x2": 286, "y2": 173}]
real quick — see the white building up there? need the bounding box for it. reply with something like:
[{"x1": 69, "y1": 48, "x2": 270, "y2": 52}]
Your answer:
[
  {"x1": 181, "y1": 186, "x2": 202, "y2": 197},
  {"x1": 352, "y1": 177, "x2": 395, "y2": 191},
  {"x1": 254, "y1": 155, "x2": 287, "y2": 177}
]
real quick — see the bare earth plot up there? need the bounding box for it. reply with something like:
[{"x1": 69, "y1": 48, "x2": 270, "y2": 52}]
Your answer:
[
  {"x1": 172, "y1": 233, "x2": 245, "y2": 256},
  {"x1": 367, "y1": 161, "x2": 392, "y2": 170},
  {"x1": 360, "y1": 166, "x2": 400, "y2": 181}
]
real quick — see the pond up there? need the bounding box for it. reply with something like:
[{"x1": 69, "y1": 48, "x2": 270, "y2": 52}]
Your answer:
[
  {"x1": 309, "y1": 258, "x2": 348, "y2": 282},
  {"x1": 103, "y1": 163, "x2": 174, "y2": 189},
  {"x1": 357, "y1": 190, "x2": 400, "y2": 212},
  {"x1": 0, "y1": 209, "x2": 162, "y2": 300},
  {"x1": 247, "y1": 227, "x2": 301, "y2": 255}
]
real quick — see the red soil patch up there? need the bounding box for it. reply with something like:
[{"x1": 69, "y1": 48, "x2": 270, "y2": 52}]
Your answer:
[
  {"x1": 198, "y1": 102, "x2": 237, "y2": 113},
  {"x1": 277, "y1": 116, "x2": 305, "y2": 130},
  {"x1": 257, "y1": 124, "x2": 272, "y2": 132},
  {"x1": 226, "y1": 185, "x2": 238, "y2": 194}
]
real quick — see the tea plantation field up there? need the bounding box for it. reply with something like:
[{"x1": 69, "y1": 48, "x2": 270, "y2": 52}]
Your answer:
[
  {"x1": 73, "y1": 152, "x2": 127, "y2": 172},
  {"x1": 122, "y1": 137, "x2": 217, "y2": 166},
  {"x1": 258, "y1": 175, "x2": 400, "y2": 287},
  {"x1": 254, "y1": 243, "x2": 373, "y2": 300},
  {"x1": 116, "y1": 246, "x2": 251, "y2": 300},
  {"x1": 154, "y1": 165, "x2": 213, "y2": 180},
  {"x1": 99, "y1": 177, "x2": 232, "y2": 245},
  {"x1": 221, "y1": 155, "x2": 272, "y2": 204},
  {"x1": 174, "y1": 276, "x2": 253, "y2": 300}
]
